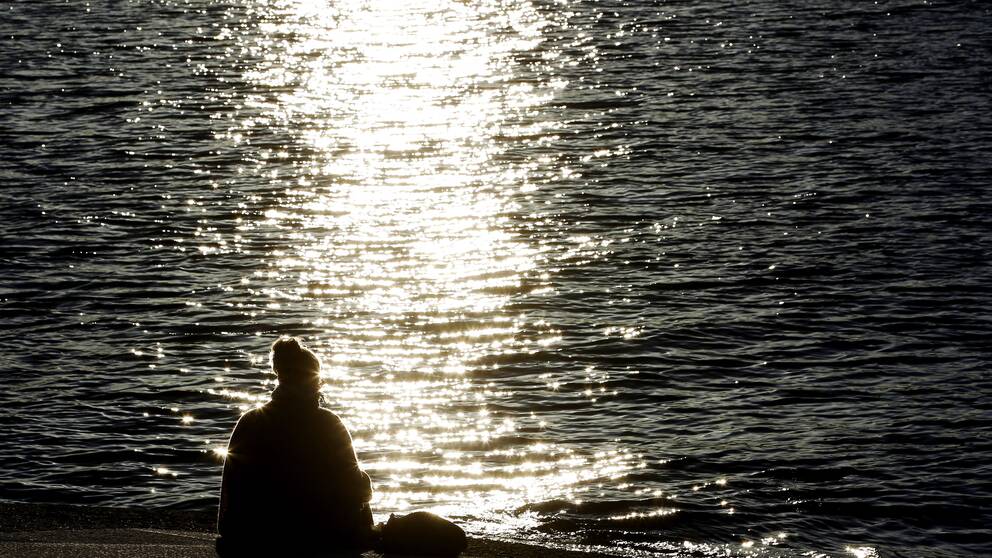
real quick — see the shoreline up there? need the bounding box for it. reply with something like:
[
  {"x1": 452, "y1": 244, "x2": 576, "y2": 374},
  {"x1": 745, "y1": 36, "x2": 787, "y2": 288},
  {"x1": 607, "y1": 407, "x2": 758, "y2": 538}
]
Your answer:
[{"x1": 0, "y1": 502, "x2": 615, "y2": 558}]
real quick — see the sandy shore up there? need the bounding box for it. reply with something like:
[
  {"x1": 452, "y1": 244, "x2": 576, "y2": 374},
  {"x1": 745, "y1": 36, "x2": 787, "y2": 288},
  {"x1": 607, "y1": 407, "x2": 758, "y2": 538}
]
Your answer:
[{"x1": 0, "y1": 502, "x2": 614, "y2": 558}]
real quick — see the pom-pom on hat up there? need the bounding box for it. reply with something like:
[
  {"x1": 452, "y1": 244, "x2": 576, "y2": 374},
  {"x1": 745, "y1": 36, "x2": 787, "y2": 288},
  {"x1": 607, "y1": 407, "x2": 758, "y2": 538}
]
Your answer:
[{"x1": 270, "y1": 336, "x2": 321, "y2": 387}]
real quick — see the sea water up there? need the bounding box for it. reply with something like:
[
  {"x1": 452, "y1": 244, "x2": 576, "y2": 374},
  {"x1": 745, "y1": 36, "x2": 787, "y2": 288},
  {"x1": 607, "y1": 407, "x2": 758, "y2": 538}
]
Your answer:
[{"x1": 1, "y1": 1, "x2": 990, "y2": 556}]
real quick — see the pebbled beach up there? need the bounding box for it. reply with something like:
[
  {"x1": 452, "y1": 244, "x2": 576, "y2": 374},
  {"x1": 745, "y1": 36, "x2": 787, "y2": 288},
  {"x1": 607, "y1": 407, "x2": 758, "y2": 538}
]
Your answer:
[{"x1": 0, "y1": 503, "x2": 614, "y2": 558}]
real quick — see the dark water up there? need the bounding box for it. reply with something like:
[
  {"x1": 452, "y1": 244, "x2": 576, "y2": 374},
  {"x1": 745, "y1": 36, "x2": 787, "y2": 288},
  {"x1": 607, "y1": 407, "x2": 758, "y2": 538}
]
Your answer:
[{"x1": 2, "y1": 1, "x2": 991, "y2": 556}]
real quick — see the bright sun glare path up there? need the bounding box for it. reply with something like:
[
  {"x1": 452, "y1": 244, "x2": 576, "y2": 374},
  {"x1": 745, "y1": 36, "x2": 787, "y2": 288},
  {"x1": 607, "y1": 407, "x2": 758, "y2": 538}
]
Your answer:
[{"x1": 219, "y1": 0, "x2": 640, "y2": 533}]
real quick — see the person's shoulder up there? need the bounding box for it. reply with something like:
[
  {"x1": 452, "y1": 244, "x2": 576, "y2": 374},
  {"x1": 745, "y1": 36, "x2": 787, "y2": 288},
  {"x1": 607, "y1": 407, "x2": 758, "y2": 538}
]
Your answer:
[
  {"x1": 234, "y1": 406, "x2": 266, "y2": 429},
  {"x1": 315, "y1": 407, "x2": 344, "y2": 424},
  {"x1": 315, "y1": 407, "x2": 352, "y2": 434},
  {"x1": 240, "y1": 406, "x2": 266, "y2": 419},
  {"x1": 227, "y1": 406, "x2": 268, "y2": 445}
]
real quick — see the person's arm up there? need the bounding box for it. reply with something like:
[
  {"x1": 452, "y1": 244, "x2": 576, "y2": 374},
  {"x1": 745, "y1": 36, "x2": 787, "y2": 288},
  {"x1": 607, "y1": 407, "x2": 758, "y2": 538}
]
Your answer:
[
  {"x1": 326, "y1": 414, "x2": 373, "y2": 503},
  {"x1": 217, "y1": 413, "x2": 254, "y2": 536},
  {"x1": 357, "y1": 468, "x2": 373, "y2": 503}
]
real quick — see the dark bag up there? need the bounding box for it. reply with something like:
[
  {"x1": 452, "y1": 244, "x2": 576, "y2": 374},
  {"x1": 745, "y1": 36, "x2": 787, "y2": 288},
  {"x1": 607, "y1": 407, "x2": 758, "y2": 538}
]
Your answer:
[{"x1": 380, "y1": 511, "x2": 467, "y2": 557}]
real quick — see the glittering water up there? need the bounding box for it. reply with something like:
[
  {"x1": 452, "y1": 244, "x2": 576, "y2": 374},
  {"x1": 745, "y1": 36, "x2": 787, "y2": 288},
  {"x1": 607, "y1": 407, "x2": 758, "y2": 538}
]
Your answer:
[{"x1": 2, "y1": 1, "x2": 991, "y2": 557}]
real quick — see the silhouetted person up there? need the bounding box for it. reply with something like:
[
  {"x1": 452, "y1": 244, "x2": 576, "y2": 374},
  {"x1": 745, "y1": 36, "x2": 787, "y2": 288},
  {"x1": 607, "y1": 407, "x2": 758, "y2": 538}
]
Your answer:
[{"x1": 216, "y1": 337, "x2": 373, "y2": 556}]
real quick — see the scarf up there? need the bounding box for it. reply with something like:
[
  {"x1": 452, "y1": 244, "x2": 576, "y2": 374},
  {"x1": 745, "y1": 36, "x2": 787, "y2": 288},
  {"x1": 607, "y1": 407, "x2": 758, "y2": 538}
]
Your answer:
[{"x1": 270, "y1": 382, "x2": 321, "y2": 409}]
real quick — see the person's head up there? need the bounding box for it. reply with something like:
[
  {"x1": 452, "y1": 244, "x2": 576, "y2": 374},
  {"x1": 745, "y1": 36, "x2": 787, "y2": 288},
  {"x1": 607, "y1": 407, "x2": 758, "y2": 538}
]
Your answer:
[{"x1": 270, "y1": 336, "x2": 321, "y2": 390}]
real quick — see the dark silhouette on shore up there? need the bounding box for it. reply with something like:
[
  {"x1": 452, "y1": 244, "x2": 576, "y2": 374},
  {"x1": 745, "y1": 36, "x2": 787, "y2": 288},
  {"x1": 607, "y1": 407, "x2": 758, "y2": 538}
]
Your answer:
[{"x1": 216, "y1": 337, "x2": 466, "y2": 557}]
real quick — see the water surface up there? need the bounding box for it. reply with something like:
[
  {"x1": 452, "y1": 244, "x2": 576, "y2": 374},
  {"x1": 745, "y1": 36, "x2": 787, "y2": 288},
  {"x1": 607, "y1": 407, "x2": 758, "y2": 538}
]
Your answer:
[{"x1": 1, "y1": 1, "x2": 991, "y2": 556}]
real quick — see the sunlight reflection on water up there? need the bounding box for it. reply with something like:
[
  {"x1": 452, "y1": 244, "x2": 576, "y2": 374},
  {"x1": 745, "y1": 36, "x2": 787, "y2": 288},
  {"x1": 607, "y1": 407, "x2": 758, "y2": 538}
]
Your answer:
[
  {"x1": 4, "y1": 0, "x2": 990, "y2": 554},
  {"x1": 218, "y1": 0, "x2": 639, "y2": 534}
]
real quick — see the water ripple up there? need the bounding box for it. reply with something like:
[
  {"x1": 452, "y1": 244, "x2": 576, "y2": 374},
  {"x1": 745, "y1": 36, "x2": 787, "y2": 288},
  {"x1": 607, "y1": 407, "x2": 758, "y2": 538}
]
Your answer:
[{"x1": 2, "y1": 1, "x2": 991, "y2": 557}]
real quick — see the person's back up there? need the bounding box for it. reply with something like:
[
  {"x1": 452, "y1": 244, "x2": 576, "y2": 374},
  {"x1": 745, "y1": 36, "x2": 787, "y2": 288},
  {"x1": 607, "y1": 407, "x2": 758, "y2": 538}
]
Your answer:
[{"x1": 217, "y1": 337, "x2": 373, "y2": 556}]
